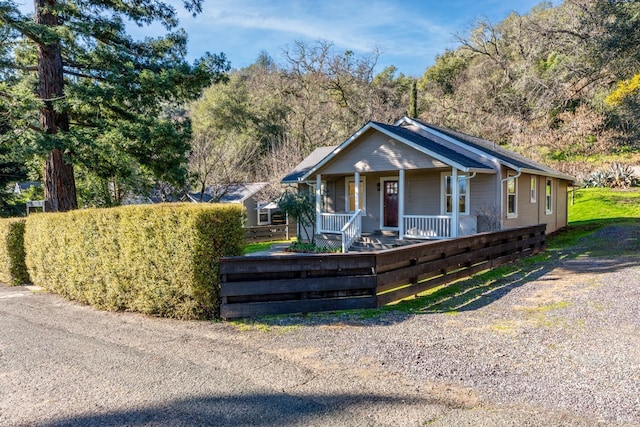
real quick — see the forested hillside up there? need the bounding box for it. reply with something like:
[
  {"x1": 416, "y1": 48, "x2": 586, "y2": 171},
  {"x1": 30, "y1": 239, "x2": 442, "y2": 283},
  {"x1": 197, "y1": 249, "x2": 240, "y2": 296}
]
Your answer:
[
  {"x1": 417, "y1": 0, "x2": 640, "y2": 178},
  {"x1": 191, "y1": 0, "x2": 640, "y2": 197},
  {"x1": 2, "y1": 0, "x2": 638, "y2": 213}
]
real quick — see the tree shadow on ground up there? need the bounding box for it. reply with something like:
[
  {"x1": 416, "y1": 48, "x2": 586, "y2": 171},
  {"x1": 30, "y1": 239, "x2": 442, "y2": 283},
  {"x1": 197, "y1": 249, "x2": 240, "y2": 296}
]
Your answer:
[
  {"x1": 249, "y1": 220, "x2": 640, "y2": 327},
  {"x1": 39, "y1": 392, "x2": 432, "y2": 427}
]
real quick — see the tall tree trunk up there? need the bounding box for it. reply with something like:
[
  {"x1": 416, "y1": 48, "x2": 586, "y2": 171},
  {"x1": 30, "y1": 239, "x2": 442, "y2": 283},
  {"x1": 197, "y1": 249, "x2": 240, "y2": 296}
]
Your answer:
[{"x1": 35, "y1": 0, "x2": 78, "y2": 212}]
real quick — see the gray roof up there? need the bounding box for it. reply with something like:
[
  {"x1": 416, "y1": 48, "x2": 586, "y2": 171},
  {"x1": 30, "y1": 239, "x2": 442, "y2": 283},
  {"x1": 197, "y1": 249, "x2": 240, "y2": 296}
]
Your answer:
[
  {"x1": 373, "y1": 122, "x2": 494, "y2": 171},
  {"x1": 415, "y1": 120, "x2": 574, "y2": 180},
  {"x1": 281, "y1": 146, "x2": 338, "y2": 183},
  {"x1": 219, "y1": 182, "x2": 267, "y2": 203},
  {"x1": 282, "y1": 117, "x2": 574, "y2": 183},
  {"x1": 189, "y1": 182, "x2": 268, "y2": 203}
]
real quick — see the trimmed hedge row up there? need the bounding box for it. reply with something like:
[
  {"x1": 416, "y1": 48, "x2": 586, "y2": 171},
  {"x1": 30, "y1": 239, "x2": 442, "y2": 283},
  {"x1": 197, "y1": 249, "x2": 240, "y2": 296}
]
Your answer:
[
  {"x1": 24, "y1": 203, "x2": 244, "y2": 319},
  {"x1": 0, "y1": 218, "x2": 29, "y2": 286}
]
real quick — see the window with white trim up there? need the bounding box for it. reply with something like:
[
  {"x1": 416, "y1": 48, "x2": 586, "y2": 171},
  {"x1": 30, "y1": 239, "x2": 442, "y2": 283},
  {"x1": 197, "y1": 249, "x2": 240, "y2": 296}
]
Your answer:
[
  {"x1": 545, "y1": 178, "x2": 553, "y2": 214},
  {"x1": 346, "y1": 177, "x2": 365, "y2": 212},
  {"x1": 441, "y1": 173, "x2": 469, "y2": 215},
  {"x1": 530, "y1": 176, "x2": 537, "y2": 203},
  {"x1": 507, "y1": 173, "x2": 517, "y2": 218},
  {"x1": 257, "y1": 206, "x2": 270, "y2": 225}
]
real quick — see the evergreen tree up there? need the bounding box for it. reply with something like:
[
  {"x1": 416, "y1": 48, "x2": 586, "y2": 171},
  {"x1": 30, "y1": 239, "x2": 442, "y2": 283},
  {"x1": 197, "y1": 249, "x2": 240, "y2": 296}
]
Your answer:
[
  {"x1": 408, "y1": 79, "x2": 418, "y2": 118},
  {"x1": 0, "y1": 0, "x2": 229, "y2": 211}
]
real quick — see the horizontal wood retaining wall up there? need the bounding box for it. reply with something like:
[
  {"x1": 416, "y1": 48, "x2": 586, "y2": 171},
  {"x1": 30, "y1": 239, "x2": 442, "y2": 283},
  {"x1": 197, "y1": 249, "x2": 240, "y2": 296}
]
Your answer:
[
  {"x1": 244, "y1": 223, "x2": 296, "y2": 242},
  {"x1": 220, "y1": 224, "x2": 546, "y2": 319}
]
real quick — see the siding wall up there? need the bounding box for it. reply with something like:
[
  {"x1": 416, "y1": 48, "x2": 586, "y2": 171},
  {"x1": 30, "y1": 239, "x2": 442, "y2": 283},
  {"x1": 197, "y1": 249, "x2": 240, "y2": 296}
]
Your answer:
[
  {"x1": 470, "y1": 173, "x2": 500, "y2": 232},
  {"x1": 404, "y1": 171, "x2": 441, "y2": 216},
  {"x1": 244, "y1": 199, "x2": 257, "y2": 227},
  {"x1": 556, "y1": 180, "x2": 568, "y2": 232},
  {"x1": 501, "y1": 171, "x2": 569, "y2": 234},
  {"x1": 319, "y1": 129, "x2": 448, "y2": 175}
]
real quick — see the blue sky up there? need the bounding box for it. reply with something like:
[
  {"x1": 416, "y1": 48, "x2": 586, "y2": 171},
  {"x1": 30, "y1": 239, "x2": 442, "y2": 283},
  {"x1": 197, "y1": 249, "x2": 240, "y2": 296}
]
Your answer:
[
  {"x1": 168, "y1": 0, "x2": 557, "y2": 77},
  {"x1": 17, "y1": 0, "x2": 557, "y2": 77}
]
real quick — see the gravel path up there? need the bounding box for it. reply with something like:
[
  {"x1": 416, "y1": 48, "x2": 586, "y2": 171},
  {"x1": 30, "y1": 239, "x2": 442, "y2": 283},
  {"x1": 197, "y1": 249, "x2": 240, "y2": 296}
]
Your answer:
[
  {"x1": 244, "y1": 222, "x2": 640, "y2": 425},
  {"x1": 1, "y1": 223, "x2": 638, "y2": 426}
]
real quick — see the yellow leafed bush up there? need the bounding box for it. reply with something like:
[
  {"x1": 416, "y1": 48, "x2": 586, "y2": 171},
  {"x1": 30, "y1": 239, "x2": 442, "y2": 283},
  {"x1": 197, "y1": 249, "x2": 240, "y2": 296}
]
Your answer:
[
  {"x1": 605, "y1": 73, "x2": 640, "y2": 106},
  {"x1": 24, "y1": 203, "x2": 244, "y2": 319},
  {"x1": 0, "y1": 218, "x2": 30, "y2": 286}
]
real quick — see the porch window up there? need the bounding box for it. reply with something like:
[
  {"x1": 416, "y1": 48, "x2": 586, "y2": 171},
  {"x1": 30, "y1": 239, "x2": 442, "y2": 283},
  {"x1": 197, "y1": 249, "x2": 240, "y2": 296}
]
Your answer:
[
  {"x1": 545, "y1": 178, "x2": 553, "y2": 214},
  {"x1": 507, "y1": 173, "x2": 517, "y2": 218},
  {"x1": 441, "y1": 173, "x2": 469, "y2": 215},
  {"x1": 530, "y1": 176, "x2": 537, "y2": 203},
  {"x1": 346, "y1": 177, "x2": 365, "y2": 212}
]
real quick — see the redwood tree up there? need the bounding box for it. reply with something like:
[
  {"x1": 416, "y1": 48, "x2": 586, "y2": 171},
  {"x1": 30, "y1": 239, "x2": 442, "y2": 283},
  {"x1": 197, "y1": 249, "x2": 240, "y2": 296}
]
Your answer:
[{"x1": 0, "y1": 0, "x2": 229, "y2": 211}]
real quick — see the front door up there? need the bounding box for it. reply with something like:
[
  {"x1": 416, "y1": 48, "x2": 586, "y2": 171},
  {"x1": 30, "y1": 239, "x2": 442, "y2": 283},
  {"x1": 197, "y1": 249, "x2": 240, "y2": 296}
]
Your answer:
[{"x1": 383, "y1": 180, "x2": 398, "y2": 227}]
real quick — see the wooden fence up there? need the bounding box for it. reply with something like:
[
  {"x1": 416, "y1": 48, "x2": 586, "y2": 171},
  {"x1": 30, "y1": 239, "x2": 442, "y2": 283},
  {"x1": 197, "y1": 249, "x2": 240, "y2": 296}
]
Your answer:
[
  {"x1": 220, "y1": 224, "x2": 546, "y2": 319},
  {"x1": 244, "y1": 223, "x2": 296, "y2": 243}
]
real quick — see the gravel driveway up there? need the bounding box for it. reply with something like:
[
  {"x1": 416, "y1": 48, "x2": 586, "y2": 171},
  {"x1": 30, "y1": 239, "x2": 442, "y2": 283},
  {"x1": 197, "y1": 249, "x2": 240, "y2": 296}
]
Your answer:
[{"x1": 1, "y1": 222, "x2": 639, "y2": 426}]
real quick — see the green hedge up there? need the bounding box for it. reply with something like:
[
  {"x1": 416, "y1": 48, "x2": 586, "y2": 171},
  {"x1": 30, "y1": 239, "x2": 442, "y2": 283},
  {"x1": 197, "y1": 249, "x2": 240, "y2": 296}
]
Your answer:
[
  {"x1": 0, "y1": 218, "x2": 29, "y2": 286},
  {"x1": 24, "y1": 203, "x2": 244, "y2": 319}
]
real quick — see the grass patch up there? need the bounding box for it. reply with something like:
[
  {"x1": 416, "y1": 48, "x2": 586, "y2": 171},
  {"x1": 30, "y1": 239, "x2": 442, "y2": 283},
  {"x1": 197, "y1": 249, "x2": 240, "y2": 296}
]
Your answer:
[
  {"x1": 244, "y1": 239, "x2": 293, "y2": 254},
  {"x1": 286, "y1": 241, "x2": 341, "y2": 253},
  {"x1": 568, "y1": 187, "x2": 640, "y2": 224},
  {"x1": 521, "y1": 301, "x2": 571, "y2": 313},
  {"x1": 543, "y1": 187, "x2": 640, "y2": 251},
  {"x1": 229, "y1": 318, "x2": 300, "y2": 333}
]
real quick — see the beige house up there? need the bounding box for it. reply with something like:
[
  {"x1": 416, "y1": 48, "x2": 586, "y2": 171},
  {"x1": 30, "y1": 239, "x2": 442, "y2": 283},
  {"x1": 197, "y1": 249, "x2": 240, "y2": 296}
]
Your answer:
[{"x1": 282, "y1": 117, "x2": 574, "y2": 251}]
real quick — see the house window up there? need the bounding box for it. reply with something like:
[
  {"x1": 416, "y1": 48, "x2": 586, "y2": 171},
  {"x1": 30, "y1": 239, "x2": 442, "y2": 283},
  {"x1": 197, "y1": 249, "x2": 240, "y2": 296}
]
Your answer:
[
  {"x1": 507, "y1": 173, "x2": 517, "y2": 218},
  {"x1": 530, "y1": 176, "x2": 537, "y2": 203},
  {"x1": 346, "y1": 177, "x2": 365, "y2": 212},
  {"x1": 441, "y1": 173, "x2": 469, "y2": 215},
  {"x1": 257, "y1": 207, "x2": 270, "y2": 225},
  {"x1": 546, "y1": 178, "x2": 553, "y2": 214}
]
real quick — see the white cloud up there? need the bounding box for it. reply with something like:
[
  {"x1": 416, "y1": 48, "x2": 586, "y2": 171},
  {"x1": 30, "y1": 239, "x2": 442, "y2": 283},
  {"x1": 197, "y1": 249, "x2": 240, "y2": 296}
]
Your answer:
[
  {"x1": 175, "y1": 0, "x2": 553, "y2": 75},
  {"x1": 187, "y1": 0, "x2": 456, "y2": 70}
]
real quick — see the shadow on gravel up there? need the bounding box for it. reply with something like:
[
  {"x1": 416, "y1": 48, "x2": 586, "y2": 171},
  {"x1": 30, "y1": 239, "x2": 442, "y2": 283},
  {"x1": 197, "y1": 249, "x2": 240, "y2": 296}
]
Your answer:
[
  {"x1": 408, "y1": 221, "x2": 640, "y2": 314},
  {"x1": 39, "y1": 393, "x2": 426, "y2": 427},
  {"x1": 407, "y1": 258, "x2": 562, "y2": 315}
]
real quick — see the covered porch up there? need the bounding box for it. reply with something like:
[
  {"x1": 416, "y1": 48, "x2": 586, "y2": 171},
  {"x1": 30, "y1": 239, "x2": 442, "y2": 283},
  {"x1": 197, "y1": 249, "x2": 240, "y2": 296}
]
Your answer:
[{"x1": 311, "y1": 167, "x2": 484, "y2": 252}]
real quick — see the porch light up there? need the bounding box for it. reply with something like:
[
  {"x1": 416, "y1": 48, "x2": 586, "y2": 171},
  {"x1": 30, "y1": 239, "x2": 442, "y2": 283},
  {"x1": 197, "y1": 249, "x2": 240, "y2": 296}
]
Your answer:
[{"x1": 376, "y1": 182, "x2": 380, "y2": 191}]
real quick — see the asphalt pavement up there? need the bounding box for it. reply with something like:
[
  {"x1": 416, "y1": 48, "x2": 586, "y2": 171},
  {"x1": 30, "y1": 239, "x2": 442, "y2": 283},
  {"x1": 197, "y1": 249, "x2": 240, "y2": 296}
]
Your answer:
[
  {"x1": 0, "y1": 282, "x2": 614, "y2": 426},
  {"x1": 0, "y1": 285, "x2": 450, "y2": 426}
]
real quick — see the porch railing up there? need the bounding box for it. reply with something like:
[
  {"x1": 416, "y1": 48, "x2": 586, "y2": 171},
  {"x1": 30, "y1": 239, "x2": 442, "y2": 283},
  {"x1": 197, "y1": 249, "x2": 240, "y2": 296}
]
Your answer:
[
  {"x1": 403, "y1": 215, "x2": 477, "y2": 239},
  {"x1": 404, "y1": 215, "x2": 451, "y2": 239},
  {"x1": 319, "y1": 212, "x2": 352, "y2": 233},
  {"x1": 340, "y1": 209, "x2": 363, "y2": 253}
]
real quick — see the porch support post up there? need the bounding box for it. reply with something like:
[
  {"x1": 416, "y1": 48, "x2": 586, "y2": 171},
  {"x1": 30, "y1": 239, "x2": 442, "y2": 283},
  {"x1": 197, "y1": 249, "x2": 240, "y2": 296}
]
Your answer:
[
  {"x1": 316, "y1": 174, "x2": 322, "y2": 234},
  {"x1": 398, "y1": 169, "x2": 405, "y2": 240},
  {"x1": 451, "y1": 167, "x2": 459, "y2": 238},
  {"x1": 354, "y1": 171, "x2": 360, "y2": 211}
]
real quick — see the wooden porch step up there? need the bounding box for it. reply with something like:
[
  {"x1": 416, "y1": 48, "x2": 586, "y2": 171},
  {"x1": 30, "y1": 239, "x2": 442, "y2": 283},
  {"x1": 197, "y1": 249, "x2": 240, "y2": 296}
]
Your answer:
[{"x1": 371, "y1": 230, "x2": 399, "y2": 237}]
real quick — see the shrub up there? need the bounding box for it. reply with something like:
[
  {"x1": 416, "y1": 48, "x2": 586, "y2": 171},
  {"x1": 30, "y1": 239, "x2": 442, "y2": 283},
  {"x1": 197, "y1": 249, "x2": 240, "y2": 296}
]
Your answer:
[
  {"x1": 278, "y1": 189, "x2": 316, "y2": 242},
  {"x1": 24, "y1": 203, "x2": 244, "y2": 319},
  {"x1": 0, "y1": 218, "x2": 30, "y2": 286},
  {"x1": 582, "y1": 163, "x2": 638, "y2": 189}
]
